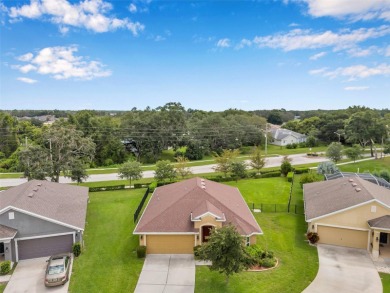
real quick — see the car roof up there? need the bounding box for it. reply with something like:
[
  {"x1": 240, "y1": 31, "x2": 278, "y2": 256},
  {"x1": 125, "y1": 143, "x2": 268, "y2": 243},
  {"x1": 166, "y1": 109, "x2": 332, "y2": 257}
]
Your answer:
[{"x1": 49, "y1": 258, "x2": 65, "y2": 266}]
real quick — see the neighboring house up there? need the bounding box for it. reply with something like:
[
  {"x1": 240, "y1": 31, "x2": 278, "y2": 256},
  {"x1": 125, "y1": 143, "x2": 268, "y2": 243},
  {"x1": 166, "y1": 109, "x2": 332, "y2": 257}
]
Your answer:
[
  {"x1": 270, "y1": 128, "x2": 306, "y2": 146},
  {"x1": 133, "y1": 177, "x2": 262, "y2": 254},
  {"x1": 304, "y1": 177, "x2": 390, "y2": 259},
  {"x1": 0, "y1": 180, "x2": 88, "y2": 263}
]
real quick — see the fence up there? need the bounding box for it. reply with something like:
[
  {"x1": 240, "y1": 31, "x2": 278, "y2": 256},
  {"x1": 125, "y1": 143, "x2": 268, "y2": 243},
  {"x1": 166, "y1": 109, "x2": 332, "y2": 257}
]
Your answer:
[
  {"x1": 249, "y1": 203, "x2": 305, "y2": 215},
  {"x1": 134, "y1": 187, "x2": 150, "y2": 223}
]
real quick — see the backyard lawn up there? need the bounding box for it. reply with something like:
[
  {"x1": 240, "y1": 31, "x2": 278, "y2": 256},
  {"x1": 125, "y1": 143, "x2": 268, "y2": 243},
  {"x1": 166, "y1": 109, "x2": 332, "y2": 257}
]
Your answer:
[
  {"x1": 380, "y1": 273, "x2": 390, "y2": 292},
  {"x1": 338, "y1": 157, "x2": 390, "y2": 173},
  {"x1": 69, "y1": 188, "x2": 146, "y2": 293},
  {"x1": 195, "y1": 213, "x2": 318, "y2": 293},
  {"x1": 0, "y1": 283, "x2": 5, "y2": 293}
]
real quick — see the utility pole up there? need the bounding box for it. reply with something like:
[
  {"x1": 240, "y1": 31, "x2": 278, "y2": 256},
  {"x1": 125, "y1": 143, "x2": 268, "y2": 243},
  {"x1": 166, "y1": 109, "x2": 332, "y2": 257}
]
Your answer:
[{"x1": 48, "y1": 139, "x2": 53, "y2": 161}]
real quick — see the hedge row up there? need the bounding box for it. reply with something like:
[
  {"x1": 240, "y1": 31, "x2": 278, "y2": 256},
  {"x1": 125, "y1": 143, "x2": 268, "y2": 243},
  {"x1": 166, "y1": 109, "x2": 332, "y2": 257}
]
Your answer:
[{"x1": 89, "y1": 185, "x2": 125, "y2": 192}]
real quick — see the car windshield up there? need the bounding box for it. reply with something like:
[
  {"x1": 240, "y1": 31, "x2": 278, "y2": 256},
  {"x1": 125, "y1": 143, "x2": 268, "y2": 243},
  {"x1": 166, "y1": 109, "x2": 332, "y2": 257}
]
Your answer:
[{"x1": 48, "y1": 265, "x2": 65, "y2": 275}]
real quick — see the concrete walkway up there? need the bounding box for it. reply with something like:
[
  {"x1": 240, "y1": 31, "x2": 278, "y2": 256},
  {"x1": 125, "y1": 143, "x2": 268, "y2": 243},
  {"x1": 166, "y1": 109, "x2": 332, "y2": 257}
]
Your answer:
[
  {"x1": 303, "y1": 244, "x2": 382, "y2": 293},
  {"x1": 135, "y1": 254, "x2": 195, "y2": 293}
]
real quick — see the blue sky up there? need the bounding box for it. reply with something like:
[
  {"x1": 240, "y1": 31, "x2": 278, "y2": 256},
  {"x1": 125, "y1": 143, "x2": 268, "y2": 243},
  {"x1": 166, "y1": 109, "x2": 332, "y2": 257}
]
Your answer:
[{"x1": 1, "y1": 0, "x2": 390, "y2": 111}]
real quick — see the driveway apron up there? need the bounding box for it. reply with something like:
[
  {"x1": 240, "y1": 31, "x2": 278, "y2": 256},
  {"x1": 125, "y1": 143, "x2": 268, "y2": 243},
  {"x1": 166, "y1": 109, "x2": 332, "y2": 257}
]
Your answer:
[
  {"x1": 135, "y1": 254, "x2": 195, "y2": 293},
  {"x1": 303, "y1": 244, "x2": 382, "y2": 293},
  {"x1": 4, "y1": 257, "x2": 70, "y2": 293}
]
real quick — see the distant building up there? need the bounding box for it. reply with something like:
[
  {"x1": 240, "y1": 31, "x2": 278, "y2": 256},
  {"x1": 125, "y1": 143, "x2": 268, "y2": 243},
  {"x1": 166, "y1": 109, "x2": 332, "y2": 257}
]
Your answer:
[{"x1": 270, "y1": 127, "x2": 306, "y2": 146}]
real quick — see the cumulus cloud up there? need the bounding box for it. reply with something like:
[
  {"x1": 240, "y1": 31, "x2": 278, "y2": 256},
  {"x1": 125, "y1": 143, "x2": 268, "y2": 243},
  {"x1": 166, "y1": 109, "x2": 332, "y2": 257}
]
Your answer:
[
  {"x1": 235, "y1": 39, "x2": 252, "y2": 50},
  {"x1": 309, "y1": 51, "x2": 326, "y2": 60},
  {"x1": 347, "y1": 46, "x2": 379, "y2": 57},
  {"x1": 344, "y1": 86, "x2": 369, "y2": 91},
  {"x1": 128, "y1": 3, "x2": 137, "y2": 13},
  {"x1": 310, "y1": 63, "x2": 390, "y2": 80},
  {"x1": 17, "y1": 77, "x2": 38, "y2": 84},
  {"x1": 302, "y1": 0, "x2": 390, "y2": 22},
  {"x1": 8, "y1": 0, "x2": 144, "y2": 35},
  {"x1": 14, "y1": 46, "x2": 112, "y2": 80},
  {"x1": 216, "y1": 38, "x2": 230, "y2": 48},
  {"x1": 252, "y1": 26, "x2": 390, "y2": 51}
]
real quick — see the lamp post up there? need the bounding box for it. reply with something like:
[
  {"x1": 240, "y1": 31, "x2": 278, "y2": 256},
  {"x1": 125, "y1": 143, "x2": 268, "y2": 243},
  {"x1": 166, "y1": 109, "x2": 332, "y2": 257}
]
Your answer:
[{"x1": 334, "y1": 132, "x2": 341, "y2": 143}]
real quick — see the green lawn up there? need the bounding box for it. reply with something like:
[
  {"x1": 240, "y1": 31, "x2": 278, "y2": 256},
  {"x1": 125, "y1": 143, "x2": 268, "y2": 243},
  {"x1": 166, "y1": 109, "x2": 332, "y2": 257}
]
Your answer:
[
  {"x1": 69, "y1": 189, "x2": 146, "y2": 293},
  {"x1": 195, "y1": 213, "x2": 318, "y2": 293},
  {"x1": 0, "y1": 283, "x2": 5, "y2": 293},
  {"x1": 225, "y1": 177, "x2": 291, "y2": 204},
  {"x1": 338, "y1": 157, "x2": 390, "y2": 173},
  {"x1": 380, "y1": 273, "x2": 390, "y2": 292}
]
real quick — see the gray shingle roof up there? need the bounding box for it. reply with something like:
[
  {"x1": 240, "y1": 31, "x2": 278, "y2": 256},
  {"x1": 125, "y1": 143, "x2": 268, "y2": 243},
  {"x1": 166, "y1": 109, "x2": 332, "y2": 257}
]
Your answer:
[
  {"x1": 0, "y1": 224, "x2": 17, "y2": 240},
  {"x1": 368, "y1": 215, "x2": 390, "y2": 229},
  {"x1": 304, "y1": 177, "x2": 390, "y2": 221},
  {"x1": 270, "y1": 128, "x2": 306, "y2": 141},
  {"x1": 0, "y1": 180, "x2": 89, "y2": 230},
  {"x1": 134, "y1": 177, "x2": 262, "y2": 236}
]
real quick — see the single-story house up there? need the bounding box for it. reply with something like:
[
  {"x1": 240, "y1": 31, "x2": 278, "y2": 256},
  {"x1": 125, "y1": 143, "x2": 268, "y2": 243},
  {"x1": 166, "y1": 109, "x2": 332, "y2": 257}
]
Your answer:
[
  {"x1": 0, "y1": 180, "x2": 88, "y2": 263},
  {"x1": 133, "y1": 177, "x2": 262, "y2": 254},
  {"x1": 270, "y1": 128, "x2": 306, "y2": 146},
  {"x1": 304, "y1": 177, "x2": 390, "y2": 258}
]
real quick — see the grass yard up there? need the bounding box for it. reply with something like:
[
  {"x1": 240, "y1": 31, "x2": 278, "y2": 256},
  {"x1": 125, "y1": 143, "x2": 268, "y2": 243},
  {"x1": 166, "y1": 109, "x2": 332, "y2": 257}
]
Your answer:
[
  {"x1": 69, "y1": 188, "x2": 146, "y2": 293},
  {"x1": 225, "y1": 177, "x2": 291, "y2": 204},
  {"x1": 0, "y1": 283, "x2": 5, "y2": 293},
  {"x1": 380, "y1": 273, "x2": 390, "y2": 292},
  {"x1": 195, "y1": 213, "x2": 318, "y2": 293},
  {"x1": 338, "y1": 157, "x2": 390, "y2": 173}
]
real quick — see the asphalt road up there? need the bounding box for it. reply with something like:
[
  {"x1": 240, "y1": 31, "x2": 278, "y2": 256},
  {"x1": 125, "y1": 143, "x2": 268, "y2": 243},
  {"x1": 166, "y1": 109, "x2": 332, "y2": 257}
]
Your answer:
[{"x1": 0, "y1": 154, "x2": 329, "y2": 187}]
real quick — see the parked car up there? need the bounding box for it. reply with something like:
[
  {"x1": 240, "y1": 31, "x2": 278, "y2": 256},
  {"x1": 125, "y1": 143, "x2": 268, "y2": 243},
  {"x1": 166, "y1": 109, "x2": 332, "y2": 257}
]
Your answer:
[{"x1": 44, "y1": 254, "x2": 71, "y2": 287}]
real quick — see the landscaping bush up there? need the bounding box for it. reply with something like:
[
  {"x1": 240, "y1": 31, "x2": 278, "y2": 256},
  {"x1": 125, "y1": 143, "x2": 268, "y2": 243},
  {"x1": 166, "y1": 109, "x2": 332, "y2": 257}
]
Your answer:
[
  {"x1": 306, "y1": 232, "x2": 320, "y2": 244},
  {"x1": 134, "y1": 183, "x2": 143, "y2": 189},
  {"x1": 149, "y1": 181, "x2": 157, "y2": 192},
  {"x1": 193, "y1": 245, "x2": 202, "y2": 260},
  {"x1": 287, "y1": 172, "x2": 294, "y2": 182},
  {"x1": 294, "y1": 167, "x2": 309, "y2": 174},
  {"x1": 299, "y1": 173, "x2": 321, "y2": 186},
  {"x1": 286, "y1": 143, "x2": 298, "y2": 149},
  {"x1": 0, "y1": 261, "x2": 11, "y2": 275},
  {"x1": 137, "y1": 246, "x2": 147, "y2": 258},
  {"x1": 260, "y1": 171, "x2": 281, "y2": 178},
  {"x1": 89, "y1": 185, "x2": 125, "y2": 192},
  {"x1": 244, "y1": 245, "x2": 276, "y2": 268},
  {"x1": 73, "y1": 242, "x2": 81, "y2": 257},
  {"x1": 260, "y1": 257, "x2": 276, "y2": 268}
]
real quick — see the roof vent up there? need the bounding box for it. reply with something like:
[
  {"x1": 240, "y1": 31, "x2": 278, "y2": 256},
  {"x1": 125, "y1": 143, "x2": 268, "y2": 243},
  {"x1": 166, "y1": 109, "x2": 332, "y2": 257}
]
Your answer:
[
  {"x1": 27, "y1": 193, "x2": 34, "y2": 198},
  {"x1": 201, "y1": 186, "x2": 206, "y2": 189},
  {"x1": 349, "y1": 178, "x2": 354, "y2": 182},
  {"x1": 37, "y1": 183, "x2": 42, "y2": 186},
  {"x1": 355, "y1": 188, "x2": 361, "y2": 192},
  {"x1": 33, "y1": 187, "x2": 39, "y2": 192},
  {"x1": 352, "y1": 183, "x2": 357, "y2": 187}
]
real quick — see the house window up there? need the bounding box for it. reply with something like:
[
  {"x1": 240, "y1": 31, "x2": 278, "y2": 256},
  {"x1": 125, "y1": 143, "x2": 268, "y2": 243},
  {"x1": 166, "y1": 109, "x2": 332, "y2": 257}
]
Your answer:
[
  {"x1": 8, "y1": 212, "x2": 14, "y2": 220},
  {"x1": 371, "y1": 206, "x2": 377, "y2": 213},
  {"x1": 246, "y1": 236, "x2": 250, "y2": 246}
]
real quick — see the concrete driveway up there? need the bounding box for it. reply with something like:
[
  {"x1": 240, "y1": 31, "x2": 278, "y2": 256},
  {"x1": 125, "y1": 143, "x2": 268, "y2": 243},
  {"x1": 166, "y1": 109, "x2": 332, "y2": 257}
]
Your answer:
[
  {"x1": 303, "y1": 244, "x2": 382, "y2": 293},
  {"x1": 4, "y1": 257, "x2": 71, "y2": 293},
  {"x1": 135, "y1": 254, "x2": 195, "y2": 293}
]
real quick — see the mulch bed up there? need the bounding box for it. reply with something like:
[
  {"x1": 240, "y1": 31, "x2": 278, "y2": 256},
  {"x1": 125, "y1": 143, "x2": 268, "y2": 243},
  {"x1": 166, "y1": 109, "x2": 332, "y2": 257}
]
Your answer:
[{"x1": 246, "y1": 258, "x2": 279, "y2": 272}]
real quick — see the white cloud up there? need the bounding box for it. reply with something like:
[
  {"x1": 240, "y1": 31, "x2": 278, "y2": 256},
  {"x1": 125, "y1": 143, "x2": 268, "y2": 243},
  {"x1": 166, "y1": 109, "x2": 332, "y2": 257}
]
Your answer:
[
  {"x1": 344, "y1": 86, "x2": 369, "y2": 91},
  {"x1": 129, "y1": 3, "x2": 137, "y2": 13},
  {"x1": 309, "y1": 51, "x2": 326, "y2": 60},
  {"x1": 347, "y1": 46, "x2": 378, "y2": 57},
  {"x1": 14, "y1": 46, "x2": 111, "y2": 80},
  {"x1": 310, "y1": 63, "x2": 390, "y2": 80},
  {"x1": 309, "y1": 67, "x2": 328, "y2": 75},
  {"x1": 386, "y1": 46, "x2": 390, "y2": 56},
  {"x1": 235, "y1": 39, "x2": 252, "y2": 50},
  {"x1": 252, "y1": 26, "x2": 390, "y2": 51},
  {"x1": 216, "y1": 38, "x2": 230, "y2": 48},
  {"x1": 289, "y1": 22, "x2": 299, "y2": 27},
  {"x1": 8, "y1": 0, "x2": 144, "y2": 35},
  {"x1": 17, "y1": 77, "x2": 38, "y2": 84},
  {"x1": 302, "y1": 0, "x2": 390, "y2": 21},
  {"x1": 154, "y1": 35, "x2": 165, "y2": 42},
  {"x1": 17, "y1": 52, "x2": 34, "y2": 62}
]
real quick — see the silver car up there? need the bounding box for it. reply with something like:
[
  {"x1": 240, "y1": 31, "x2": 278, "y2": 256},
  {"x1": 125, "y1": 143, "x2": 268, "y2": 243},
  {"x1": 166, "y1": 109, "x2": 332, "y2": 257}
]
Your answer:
[{"x1": 44, "y1": 254, "x2": 71, "y2": 287}]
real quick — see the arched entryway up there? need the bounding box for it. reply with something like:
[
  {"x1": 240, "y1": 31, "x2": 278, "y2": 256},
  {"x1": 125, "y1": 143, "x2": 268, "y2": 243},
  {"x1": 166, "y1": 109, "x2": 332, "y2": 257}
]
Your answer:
[{"x1": 201, "y1": 225, "x2": 213, "y2": 243}]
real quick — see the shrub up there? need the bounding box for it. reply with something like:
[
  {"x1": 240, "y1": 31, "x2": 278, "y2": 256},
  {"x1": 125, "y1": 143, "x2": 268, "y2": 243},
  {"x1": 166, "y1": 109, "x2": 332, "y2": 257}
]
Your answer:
[
  {"x1": 89, "y1": 185, "x2": 125, "y2": 192},
  {"x1": 73, "y1": 242, "x2": 81, "y2": 257},
  {"x1": 286, "y1": 143, "x2": 298, "y2": 149},
  {"x1": 260, "y1": 257, "x2": 276, "y2": 268},
  {"x1": 149, "y1": 181, "x2": 157, "y2": 192},
  {"x1": 0, "y1": 261, "x2": 11, "y2": 275},
  {"x1": 134, "y1": 183, "x2": 143, "y2": 189},
  {"x1": 193, "y1": 245, "x2": 202, "y2": 260},
  {"x1": 244, "y1": 245, "x2": 276, "y2": 268},
  {"x1": 294, "y1": 167, "x2": 309, "y2": 174},
  {"x1": 260, "y1": 171, "x2": 281, "y2": 178},
  {"x1": 300, "y1": 173, "x2": 321, "y2": 186},
  {"x1": 306, "y1": 232, "x2": 320, "y2": 244},
  {"x1": 137, "y1": 246, "x2": 147, "y2": 258},
  {"x1": 287, "y1": 172, "x2": 294, "y2": 182}
]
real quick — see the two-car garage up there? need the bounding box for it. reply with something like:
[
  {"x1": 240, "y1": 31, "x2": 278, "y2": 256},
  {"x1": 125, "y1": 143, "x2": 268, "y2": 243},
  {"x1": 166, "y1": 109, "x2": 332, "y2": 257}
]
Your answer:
[
  {"x1": 17, "y1": 234, "x2": 74, "y2": 260},
  {"x1": 316, "y1": 225, "x2": 368, "y2": 249},
  {"x1": 146, "y1": 235, "x2": 195, "y2": 254}
]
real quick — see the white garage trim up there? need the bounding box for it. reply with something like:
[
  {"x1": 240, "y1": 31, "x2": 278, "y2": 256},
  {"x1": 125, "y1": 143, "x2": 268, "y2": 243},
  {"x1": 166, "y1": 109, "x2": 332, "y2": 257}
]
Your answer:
[{"x1": 15, "y1": 232, "x2": 75, "y2": 262}]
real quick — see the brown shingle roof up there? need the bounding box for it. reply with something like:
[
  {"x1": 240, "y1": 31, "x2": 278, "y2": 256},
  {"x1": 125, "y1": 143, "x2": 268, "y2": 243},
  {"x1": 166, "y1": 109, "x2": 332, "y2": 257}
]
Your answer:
[
  {"x1": 368, "y1": 215, "x2": 390, "y2": 229},
  {"x1": 0, "y1": 224, "x2": 17, "y2": 240},
  {"x1": 304, "y1": 177, "x2": 390, "y2": 221},
  {"x1": 0, "y1": 180, "x2": 89, "y2": 230},
  {"x1": 134, "y1": 178, "x2": 262, "y2": 236}
]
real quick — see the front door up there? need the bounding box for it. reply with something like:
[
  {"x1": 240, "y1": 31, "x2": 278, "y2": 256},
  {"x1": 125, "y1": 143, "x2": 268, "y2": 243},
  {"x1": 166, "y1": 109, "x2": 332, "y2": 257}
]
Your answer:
[
  {"x1": 202, "y1": 226, "x2": 213, "y2": 243},
  {"x1": 380, "y1": 232, "x2": 388, "y2": 244}
]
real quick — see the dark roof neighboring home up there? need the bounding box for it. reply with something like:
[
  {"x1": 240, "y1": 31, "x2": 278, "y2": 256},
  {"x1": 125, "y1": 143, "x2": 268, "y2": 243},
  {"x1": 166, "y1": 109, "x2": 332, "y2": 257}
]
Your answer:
[
  {"x1": 304, "y1": 177, "x2": 390, "y2": 221},
  {"x1": 0, "y1": 224, "x2": 17, "y2": 240},
  {"x1": 134, "y1": 177, "x2": 262, "y2": 236},
  {"x1": 270, "y1": 128, "x2": 306, "y2": 141},
  {"x1": 0, "y1": 180, "x2": 89, "y2": 230},
  {"x1": 368, "y1": 215, "x2": 390, "y2": 230}
]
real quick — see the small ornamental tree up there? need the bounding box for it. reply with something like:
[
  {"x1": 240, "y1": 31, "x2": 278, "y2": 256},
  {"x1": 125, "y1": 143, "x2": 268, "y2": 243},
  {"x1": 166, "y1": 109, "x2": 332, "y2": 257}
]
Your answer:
[
  {"x1": 317, "y1": 161, "x2": 339, "y2": 175},
  {"x1": 154, "y1": 160, "x2": 177, "y2": 182},
  {"x1": 118, "y1": 160, "x2": 143, "y2": 186},
  {"x1": 213, "y1": 149, "x2": 240, "y2": 178},
  {"x1": 326, "y1": 142, "x2": 343, "y2": 163},
  {"x1": 280, "y1": 156, "x2": 293, "y2": 176},
  {"x1": 231, "y1": 161, "x2": 247, "y2": 181},
  {"x1": 344, "y1": 144, "x2": 362, "y2": 163},
  {"x1": 197, "y1": 225, "x2": 250, "y2": 284},
  {"x1": 175, "y1": 156, "x2": 193, "y2": 178},
  {"x1": 249, "y1": 146, "x2": 265, "y2": 174}
]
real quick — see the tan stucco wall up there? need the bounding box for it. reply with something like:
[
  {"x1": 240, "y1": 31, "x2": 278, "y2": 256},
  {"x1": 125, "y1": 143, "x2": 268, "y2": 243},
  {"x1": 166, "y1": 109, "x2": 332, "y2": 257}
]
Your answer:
[
  {"x1": 194, "y1": 215, "x2": 223, "y2": 229},
  {"x1": 310, "y1": 202, "x2": 390, "y2": 231},
  {"x1": 146, "y1": 235, "x2": 195, "y2": 254},
  {"x1": 317, "y1": 225, "x2": 368, "y2": 249}
]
